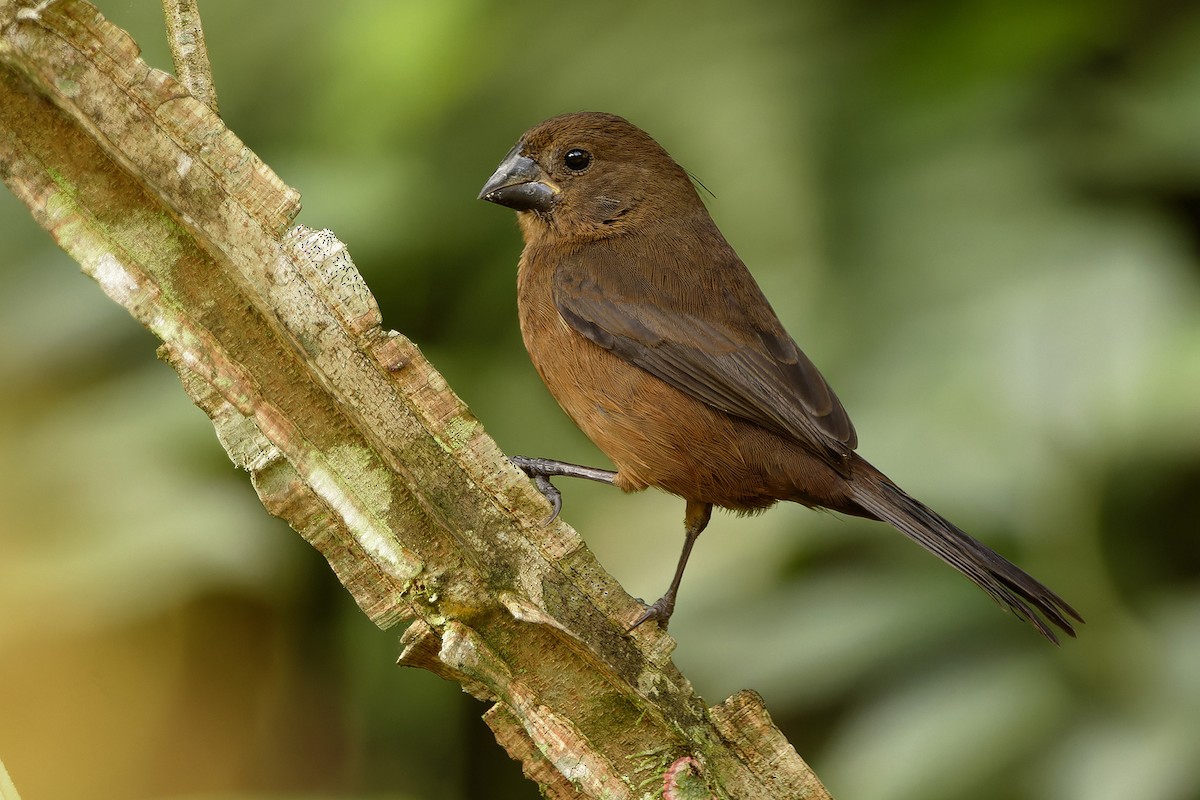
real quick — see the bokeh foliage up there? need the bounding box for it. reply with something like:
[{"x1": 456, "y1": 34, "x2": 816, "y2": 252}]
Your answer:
[{"x1": 1, "y1": 1, "x2": 1197, "y2": 799}]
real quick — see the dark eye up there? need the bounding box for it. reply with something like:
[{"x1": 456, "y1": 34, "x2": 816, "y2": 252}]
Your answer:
[{"x1": 563, "y1": 148, "x2": 592, "y2": 171}]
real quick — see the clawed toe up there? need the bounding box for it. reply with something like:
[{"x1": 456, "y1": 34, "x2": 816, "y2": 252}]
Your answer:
[
  {"x1": 530, "y1": 474, "x2": 562, "y2": 524},
  {"x1": 508, "y1": 455, "x2": 617, "y2": 526},
  {"x1": 510, "y1": 456, "x2": 562, "y2": 524},
  {"x1": 628, "y1": 596, "x2": 675, "y2": 631}
]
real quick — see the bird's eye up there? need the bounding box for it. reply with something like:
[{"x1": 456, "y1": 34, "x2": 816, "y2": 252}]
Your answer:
[{"x1": 563, "y1": 148, "x2": 592, "y2": 171}]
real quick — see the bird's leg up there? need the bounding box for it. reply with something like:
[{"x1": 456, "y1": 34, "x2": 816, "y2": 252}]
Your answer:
[
  {"x1": 509, "y1": 455, "x2": 617, "y2": 524},
  {"x1": 630, "y1": 500, "x2": 713, "y2": 631}
]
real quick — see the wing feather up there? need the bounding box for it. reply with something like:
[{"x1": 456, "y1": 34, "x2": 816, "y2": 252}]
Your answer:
[{"x1": 553, "y1": 246, "x2": 857, "y2": 472}]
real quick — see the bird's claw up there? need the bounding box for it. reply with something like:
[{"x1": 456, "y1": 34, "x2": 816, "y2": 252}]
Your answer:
[
  {"x1": 530, "y1": 474, "x2": 562, "y2": 525},
  {"x1": 628, "y1": 596, "x2": 675, "y2": 632},
  {"x1": 510, "y1": 456, "x2": 562, "y2": 525}
]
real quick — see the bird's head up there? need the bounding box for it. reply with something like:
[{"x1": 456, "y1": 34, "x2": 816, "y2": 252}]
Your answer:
[{"x1": 479, "y1": 112, "x2": 704, "y2": 242}]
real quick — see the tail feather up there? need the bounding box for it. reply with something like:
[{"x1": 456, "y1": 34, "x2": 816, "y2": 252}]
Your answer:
[{"x1": 848, "y1": 466, "x2": 1083, "y2": 643}]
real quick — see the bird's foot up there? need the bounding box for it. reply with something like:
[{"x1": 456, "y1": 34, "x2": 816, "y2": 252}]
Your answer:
[
  {"x1": 509, "y1": 456, "x2": 563, "y2": 524},
  {"x1": 628, "y1": 594, "x2": 676, "y2": 632},
  {"x1": 508, "y1": 455, "x2": 617, "y2": 525}
]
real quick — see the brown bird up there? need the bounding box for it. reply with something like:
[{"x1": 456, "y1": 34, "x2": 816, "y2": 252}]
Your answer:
[{"x1": 479, "y1": 111, "x2": 1081, "y2": 642}]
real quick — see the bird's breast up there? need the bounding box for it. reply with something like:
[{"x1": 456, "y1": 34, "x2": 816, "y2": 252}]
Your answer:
[{"x1": 515, "y1": 248, "x2": 842, "y2": 511}]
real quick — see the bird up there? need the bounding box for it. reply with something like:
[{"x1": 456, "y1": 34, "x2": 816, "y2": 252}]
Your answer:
[{"x1": 478, "y1": 111, "x2": 1082, "y2": 642}]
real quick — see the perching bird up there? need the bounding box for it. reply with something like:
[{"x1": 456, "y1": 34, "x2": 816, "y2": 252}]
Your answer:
[{"x1": 479, "y1": 111, "x2": 1081, "y2": 642}]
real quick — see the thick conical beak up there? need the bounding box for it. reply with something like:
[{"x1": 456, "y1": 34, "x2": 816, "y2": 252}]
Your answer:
[{"x1": 478, "y1": 147, "x2": 557, "y2": 212}]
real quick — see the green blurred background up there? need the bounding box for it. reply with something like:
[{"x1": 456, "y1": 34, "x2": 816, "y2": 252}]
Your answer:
[{"x1": 2, "y1": 1, "x2": 1199, "y2": 798}]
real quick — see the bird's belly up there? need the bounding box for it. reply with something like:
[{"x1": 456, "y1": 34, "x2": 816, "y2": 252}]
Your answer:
[{"x1": 520, "y1": 304, "x2": 834, "y2": 511}]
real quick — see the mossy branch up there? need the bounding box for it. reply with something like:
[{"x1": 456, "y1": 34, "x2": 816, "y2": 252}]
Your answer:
[{"x1": 0, "y1": 2, "x2": 831, "y2": 797}]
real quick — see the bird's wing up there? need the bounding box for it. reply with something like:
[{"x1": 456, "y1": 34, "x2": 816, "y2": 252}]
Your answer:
[{"x1": 553, "y1": 245, "x2": 857, "y2": 471}]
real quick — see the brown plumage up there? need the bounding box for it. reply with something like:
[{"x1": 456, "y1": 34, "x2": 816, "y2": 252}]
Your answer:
[{"x1": 480, "y1": 111, "x2": 1082, "y2": 642}]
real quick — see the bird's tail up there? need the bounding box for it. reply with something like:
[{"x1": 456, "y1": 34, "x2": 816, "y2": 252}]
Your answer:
[{"x1": 847, "y1": 462, "x2": 1082, "y2": 643}]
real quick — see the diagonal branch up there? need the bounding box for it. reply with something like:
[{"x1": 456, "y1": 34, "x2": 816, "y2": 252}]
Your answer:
[
  {"x1": 0, "y1": 1, "x2": 831, "y2": 797},
  {"x1": 160, "y1": 0, "x2": 217, "y2": 114}
]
